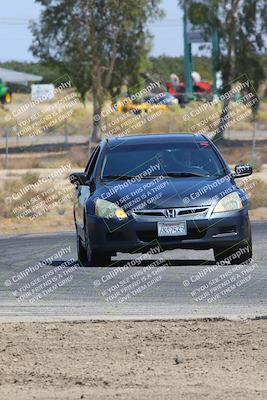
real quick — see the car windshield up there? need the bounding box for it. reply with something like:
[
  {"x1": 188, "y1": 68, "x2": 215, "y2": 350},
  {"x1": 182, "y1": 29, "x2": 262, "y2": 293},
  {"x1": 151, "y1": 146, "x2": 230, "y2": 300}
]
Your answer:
[{"x1": 101, "y1": 141, "x2": 226, "y2": 179}]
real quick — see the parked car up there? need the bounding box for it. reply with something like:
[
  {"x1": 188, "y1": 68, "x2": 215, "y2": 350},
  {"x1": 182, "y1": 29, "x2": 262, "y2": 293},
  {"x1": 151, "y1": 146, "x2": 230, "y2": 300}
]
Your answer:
[
  {"x1": 116, "y1": 95, "x2": 167, "y2": 114},
  {"x1": 143, "y1": 92, "x2": 178, "y2": 106},
  {"x1": 70, "y1": 134, "x2": 253, "y2": 266}
]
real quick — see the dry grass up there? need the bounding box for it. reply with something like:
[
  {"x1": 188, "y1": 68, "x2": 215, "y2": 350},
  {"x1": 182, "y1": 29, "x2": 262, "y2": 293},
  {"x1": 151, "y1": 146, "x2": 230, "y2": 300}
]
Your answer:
[
  {"x1": 0, "y1": 156, "x2": 43, "y2": 170},
  {"x1": 1, "y1": 94, "x2": 267, "y2": 138},
  {"x1": 0, "y1": 146, "x2": 92, "y2": 170},
  {"x1": 0, "y1": 173, "x2": 40, "y2": 218},
  {"x1": 0, "y1": 172, "x2": 74, "y2": 223},
  {"x1": 219, "y1": 146, "x2": 264, "y2": 171},
  {"x1": 0, "y1": 169, "x2": 74, "y2": 234},
  {"x1": 249, "y1": 207, "x2": 267, "y2": 220},
  {"x1": 1, "y1": 212, "x2": 74, "y2": 235},
  {"x1": 102, "y1": 100, "x2": 267, "y2": 137},
  {"x1": 68, "y1": 146, "x2": 89, "y2": 168},
  {"x1": 245, "y1": 179, "x2": 267, "y2": 209}
]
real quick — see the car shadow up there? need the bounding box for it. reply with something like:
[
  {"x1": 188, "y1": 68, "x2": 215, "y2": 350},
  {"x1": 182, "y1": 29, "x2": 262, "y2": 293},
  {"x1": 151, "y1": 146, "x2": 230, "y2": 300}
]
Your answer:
[
  {"x1": 111, "y1": 259, "x2": 215, "y2": 267},
  {"x1": 48, "y1": 260, "x2": 79, "y2": 267},
  {"x1": 47, "y1": 259, "x2": 216, "y2": 268}
]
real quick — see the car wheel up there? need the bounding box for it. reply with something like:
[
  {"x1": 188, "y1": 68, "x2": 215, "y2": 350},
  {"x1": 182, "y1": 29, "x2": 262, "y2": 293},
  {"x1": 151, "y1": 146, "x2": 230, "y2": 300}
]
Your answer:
[
  {"x1": 83, "y1": 234, "x2": 111, "y2": 267},
  {"x1": 214, "y1": 238, "x2": 252, "y2": 265},
  {"x1": 76, "y1": 232, "x2": 88, "y2": 267}
]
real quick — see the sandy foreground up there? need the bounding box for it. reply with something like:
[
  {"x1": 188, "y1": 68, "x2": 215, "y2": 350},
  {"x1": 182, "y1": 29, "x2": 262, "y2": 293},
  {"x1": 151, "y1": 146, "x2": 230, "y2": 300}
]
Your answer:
[{"x1": 0, "y1": 320, "x2": 266, "y2": 400}]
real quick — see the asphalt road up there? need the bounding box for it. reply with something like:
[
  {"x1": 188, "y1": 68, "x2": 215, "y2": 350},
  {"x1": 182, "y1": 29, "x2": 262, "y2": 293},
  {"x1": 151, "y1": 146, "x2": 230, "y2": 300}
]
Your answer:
[{"x1": 0, "y1": 222, "x2": 266, "y2": 322}]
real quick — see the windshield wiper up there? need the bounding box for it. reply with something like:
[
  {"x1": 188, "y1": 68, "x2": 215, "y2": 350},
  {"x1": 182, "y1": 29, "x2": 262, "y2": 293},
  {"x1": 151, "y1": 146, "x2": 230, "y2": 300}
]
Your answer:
[
  {"x1": 163, "y1": 172, "x2": 209, "y2": 178},
  {"x1": 102, "y1": 172, "x2": 210, "y2": 180},
  {"x1": 102, "y1": 175, "x2": 136, "y2": 180}
]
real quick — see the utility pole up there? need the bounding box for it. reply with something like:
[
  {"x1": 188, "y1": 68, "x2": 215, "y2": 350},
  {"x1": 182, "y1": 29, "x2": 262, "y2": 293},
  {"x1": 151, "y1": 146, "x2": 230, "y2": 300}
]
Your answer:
[
  {"x1": 251, "y1": 120, "x2": 257, "y2": 161},
  {"x1": 212, "y1": 31, "x2": 219, "y2": 95},
  {"x1": 183, "y1": 1, "x2": 220, "y2": 98},
  {"x1": 5, "y1": 128, "x2": 9, "y2": 169},
  {"x1": 183, "y1": 3, "x2": 193, "y2": 96},
  {"x1": 64, "y1": 119, "x2": 68, "y2": 145}
]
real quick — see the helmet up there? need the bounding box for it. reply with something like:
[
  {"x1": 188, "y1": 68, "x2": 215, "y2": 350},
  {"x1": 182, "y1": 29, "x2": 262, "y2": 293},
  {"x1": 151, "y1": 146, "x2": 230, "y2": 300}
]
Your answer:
[{"x1": 192, "y1": 71, "x2": 201, "y2": 83}]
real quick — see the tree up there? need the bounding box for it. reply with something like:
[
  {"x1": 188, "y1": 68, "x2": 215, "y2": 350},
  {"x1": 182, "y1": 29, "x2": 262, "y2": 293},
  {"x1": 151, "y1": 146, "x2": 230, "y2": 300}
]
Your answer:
[
  {"x1": 148, "y1": 55, "x2": 213, "y2": 82},
  {"x1": 30, "y1": 0, "x2": 162, "y2": 143},
  {"x1": 179, "y1": 0, "x2": 267, "y2": 141}
]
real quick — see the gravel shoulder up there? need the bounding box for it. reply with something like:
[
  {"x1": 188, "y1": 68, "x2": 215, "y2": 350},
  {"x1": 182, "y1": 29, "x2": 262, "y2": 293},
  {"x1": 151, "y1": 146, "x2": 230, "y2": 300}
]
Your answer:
[{"x1": 0, "y1": 320, "x2": 266, "y2": 400}]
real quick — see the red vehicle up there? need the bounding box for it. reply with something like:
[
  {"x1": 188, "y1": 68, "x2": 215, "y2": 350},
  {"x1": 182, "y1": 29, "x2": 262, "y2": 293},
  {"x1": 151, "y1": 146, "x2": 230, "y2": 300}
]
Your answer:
[
  {"x1": 193, "y1": 80, "x2": 212, "y2": 94},
  {"x1": 166, "y1": 75, "x2": 213, "y2": 105},
  {"x1": 166, "y1": 81, "x2": 187, "y2": 106}
]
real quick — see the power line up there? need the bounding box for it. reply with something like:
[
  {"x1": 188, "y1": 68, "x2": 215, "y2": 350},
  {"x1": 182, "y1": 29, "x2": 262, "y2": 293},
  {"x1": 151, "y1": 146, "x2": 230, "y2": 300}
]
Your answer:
[{"x1": 0, "y1": 17, "x2": 183, "y2": 26}]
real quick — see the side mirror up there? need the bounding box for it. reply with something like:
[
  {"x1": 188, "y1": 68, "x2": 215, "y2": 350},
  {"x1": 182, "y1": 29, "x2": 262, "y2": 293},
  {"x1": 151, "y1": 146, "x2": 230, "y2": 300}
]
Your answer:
[
  {"x1": 234, "y1": 164, "x2": 253, "y2": 178},
  {"x1": 69, "y1": 172, "x2": 88, "y2": 185}
]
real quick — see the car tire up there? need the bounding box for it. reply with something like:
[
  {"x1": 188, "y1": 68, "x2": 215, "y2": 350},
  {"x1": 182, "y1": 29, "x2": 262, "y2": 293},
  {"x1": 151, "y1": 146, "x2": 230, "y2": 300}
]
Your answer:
[
  {"x1": 83, "y1": 231, "x2": 112, "y2": 267},
  {"x1": 214, "y1": 238, "x2": 252, "y2": 265},
  {"x1": 76, "y1": 232, "x2": 88, "y2": 266},
  {"x1": 76, "y1": 233, "x2": 112, "y2": 267}
]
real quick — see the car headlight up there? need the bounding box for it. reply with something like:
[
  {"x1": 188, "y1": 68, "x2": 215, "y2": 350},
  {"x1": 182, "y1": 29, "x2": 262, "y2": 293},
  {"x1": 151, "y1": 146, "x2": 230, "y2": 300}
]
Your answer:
[
  {"x1": 95, "y1": 199, "x2": 128, "y2": 219},
  {"x1": 213, "y1": 192, "x2": 243, "y2": 213}
]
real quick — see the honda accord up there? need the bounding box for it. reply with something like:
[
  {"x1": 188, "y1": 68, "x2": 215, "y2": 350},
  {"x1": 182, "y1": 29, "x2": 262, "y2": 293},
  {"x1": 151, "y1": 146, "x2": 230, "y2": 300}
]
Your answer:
[{"x1": 70, "y1": 134, "x2": 253, "y2": 266}]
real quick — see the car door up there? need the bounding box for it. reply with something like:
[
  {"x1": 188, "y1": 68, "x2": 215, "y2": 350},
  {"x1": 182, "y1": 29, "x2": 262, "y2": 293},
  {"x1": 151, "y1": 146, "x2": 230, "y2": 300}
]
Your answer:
[{"x1": 75, "y1": 145, "x2": 100, "y2": 240}]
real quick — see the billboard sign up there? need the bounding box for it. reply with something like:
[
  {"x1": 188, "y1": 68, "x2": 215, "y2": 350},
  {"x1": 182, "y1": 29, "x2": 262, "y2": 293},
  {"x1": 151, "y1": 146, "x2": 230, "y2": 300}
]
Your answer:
[
  {"x1": 187, "y1": 0, "x2": 210, "y2": 43},
  {"x1": 31, "y1": 84, "x2": 55, "y2": 101}
]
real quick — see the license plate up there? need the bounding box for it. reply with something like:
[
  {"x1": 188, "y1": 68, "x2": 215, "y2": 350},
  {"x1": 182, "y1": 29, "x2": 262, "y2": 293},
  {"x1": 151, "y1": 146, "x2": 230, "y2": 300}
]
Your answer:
[{"x1": 157, "y1": 221, "x2": 187, "y2": 237}]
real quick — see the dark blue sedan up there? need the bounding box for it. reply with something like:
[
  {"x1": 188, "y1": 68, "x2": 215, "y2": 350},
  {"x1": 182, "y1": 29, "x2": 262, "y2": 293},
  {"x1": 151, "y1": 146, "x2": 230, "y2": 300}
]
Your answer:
[{"x1": 70, "y1": 134, "x2": 253, "y2": 266}]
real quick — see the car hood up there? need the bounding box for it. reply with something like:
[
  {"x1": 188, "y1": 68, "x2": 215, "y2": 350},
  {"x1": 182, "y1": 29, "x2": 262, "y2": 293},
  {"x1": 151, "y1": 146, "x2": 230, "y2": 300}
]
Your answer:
[{"x1": 96, "y1": 176, "x2": 236, "y2": 209}]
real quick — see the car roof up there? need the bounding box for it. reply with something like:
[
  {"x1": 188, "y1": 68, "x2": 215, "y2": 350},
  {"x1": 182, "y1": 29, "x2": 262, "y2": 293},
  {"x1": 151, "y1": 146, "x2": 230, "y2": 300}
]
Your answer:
[{"x1": 105, "y1": 133, "x2": 207, "y2": 147}]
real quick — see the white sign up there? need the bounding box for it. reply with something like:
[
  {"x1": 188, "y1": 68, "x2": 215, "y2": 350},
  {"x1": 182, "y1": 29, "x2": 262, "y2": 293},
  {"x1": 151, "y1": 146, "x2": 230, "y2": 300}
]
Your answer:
[
  {"x1": 31, "y1": 84, "x2": 55, "y2": 101},
  {"x1": 188, "y1": 30, "x2": 207, "y2": 43},
  {"x1": 187, "y1": 0, "x2": 210, "y2": 43},
  {"x1": 187, "y1": 19, "x2": 209, "y2": 43}
]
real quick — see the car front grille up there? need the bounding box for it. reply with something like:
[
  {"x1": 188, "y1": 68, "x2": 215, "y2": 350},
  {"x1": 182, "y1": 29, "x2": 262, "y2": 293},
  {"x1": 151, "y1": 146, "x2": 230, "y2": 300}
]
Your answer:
[{"x1": 132, "y1": 206, "x2": 210, "y2": 220}]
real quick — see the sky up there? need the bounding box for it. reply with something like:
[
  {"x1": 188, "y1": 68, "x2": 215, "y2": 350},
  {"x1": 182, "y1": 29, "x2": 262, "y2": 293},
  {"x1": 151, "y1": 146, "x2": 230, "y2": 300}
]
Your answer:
[{"x1": 0, "y1": 0, "x2": 184, "y2": 62}]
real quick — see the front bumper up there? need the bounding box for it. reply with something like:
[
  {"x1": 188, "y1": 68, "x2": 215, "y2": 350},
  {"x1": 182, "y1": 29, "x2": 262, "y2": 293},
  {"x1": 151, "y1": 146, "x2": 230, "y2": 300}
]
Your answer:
[{"x1": 87, "y1": 209, "x2": 250, "y2": 254}]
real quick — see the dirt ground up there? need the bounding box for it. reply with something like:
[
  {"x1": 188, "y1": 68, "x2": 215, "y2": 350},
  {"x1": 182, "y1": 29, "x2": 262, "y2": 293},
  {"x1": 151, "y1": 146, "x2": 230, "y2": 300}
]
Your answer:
[{"x1": 0, "y1": 320, "x2": 266, "y2": 400}]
